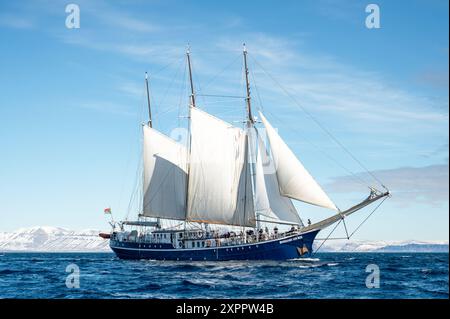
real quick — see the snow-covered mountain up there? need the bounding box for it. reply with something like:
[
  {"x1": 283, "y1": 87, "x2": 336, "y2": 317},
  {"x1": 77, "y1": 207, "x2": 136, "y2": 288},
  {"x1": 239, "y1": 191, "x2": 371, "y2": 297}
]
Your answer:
[
  {"x1": 0, "y1": 226, "x2": 447, "y2": 252},
  {"x1": 315, "y1": 239, "x2": 448, "y2": 253},
  {"x1": 0, "y1": 226, "x2": 110, "y2": 252}
]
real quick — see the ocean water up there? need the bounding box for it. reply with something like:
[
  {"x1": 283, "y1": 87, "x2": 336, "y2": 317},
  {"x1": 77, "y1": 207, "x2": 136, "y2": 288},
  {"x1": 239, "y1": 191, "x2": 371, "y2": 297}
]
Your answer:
[{"x1": 0, "y1": 252, "x2": 447, "y2": 299}]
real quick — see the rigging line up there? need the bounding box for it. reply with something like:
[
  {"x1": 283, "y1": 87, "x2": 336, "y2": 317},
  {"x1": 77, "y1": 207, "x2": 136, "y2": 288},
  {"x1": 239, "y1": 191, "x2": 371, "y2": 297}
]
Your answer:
[
  {"x1": 348, "y1": 196, "x2": 387, "y2": 238},
  {"x1": 201, "y1": 53, "x2": 242, "y2": 91},
  {"x1": 240, "y1": 58, "x2": 247, "y2": 129},
  {"x1": 154, "y1": 56, "x2": 185, "y2": 117},
  {"x1": 312, "y1": 219, "x2": 342, "y2": 257},
  {"x1": 196, "y1": 94, "x2": 246, "y2": 99},
  {"x1": 126, "y1": 154, "x2": 142, "y2": 221},
  {"x1": 117, "y1": 83, "x2": 147, "y2": 216},
  {"x1": 149, "y1": 55, "x2": 184, "y2": 77},
  {"x1": 126, "y1": 128, "x2": 145, "y2": 220},
  {"x1": 247, "y1": 59, "x2": 369, "y2": 188},
  {"x1": 154, "y1": 104, "x2": 184, "y2": 118},
  {"x1": 176, "y1": 59, "x2": 188, "y2": 127},
  {"x1": 342, "y1": 217, "x2": 350, "y2": 239},
  {"x1": 249, "y1": 54, "x2": 387, "y2": 190},
  {"x1": 249, "y1": 62, "x2": 264, "y2": 113},
  {"x1": 186, "y1": 52, "x2": 206, "y2": 107},
  {"x1": 263, "y1": 108, "x2": 370, "y2": 188}
]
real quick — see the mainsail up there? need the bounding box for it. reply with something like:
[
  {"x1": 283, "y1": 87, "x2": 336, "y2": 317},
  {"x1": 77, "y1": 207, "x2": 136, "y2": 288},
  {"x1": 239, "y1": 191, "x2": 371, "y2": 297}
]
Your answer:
[
  {"x1": 259, "y1": 112, "x2": 338, "y2": 211},
  {"x1": 186, "y1": 107, "x2": 255, "y2": 227},
  {"x1": 253, "y1": 128, "x2": 303, "y2": 225},
  {"x1": 142, "y1": 126, "x2": 188, "y2": 220}
]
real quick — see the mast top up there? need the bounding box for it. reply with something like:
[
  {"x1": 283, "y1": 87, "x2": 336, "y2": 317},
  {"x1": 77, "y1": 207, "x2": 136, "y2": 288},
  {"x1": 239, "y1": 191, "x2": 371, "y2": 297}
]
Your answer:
[
  {"x1": 186, "y1": 44, "x2": 196, "y2": 108},
  {"x1": 145, "y1": 71, "x2": 152, "y2": 127}
]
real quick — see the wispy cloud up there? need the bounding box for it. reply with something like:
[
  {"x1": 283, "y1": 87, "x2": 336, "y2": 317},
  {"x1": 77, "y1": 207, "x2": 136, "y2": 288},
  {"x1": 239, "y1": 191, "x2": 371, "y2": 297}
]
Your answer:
[
  {"x1": 118, "y1": 81, "x2": 145, "y2": 99},
  {"x1": 0, "y1": 14, "x2": 34, "y2": 29},
  {"x1": 78, "y1": 101, "x2": 137, "y2": 116},
  {"x1": 215, "y1": 33, "x2": 449, "y2": 127},
  {"x1": 326, "y1": 164, "x2": 449, "y2": 207}
]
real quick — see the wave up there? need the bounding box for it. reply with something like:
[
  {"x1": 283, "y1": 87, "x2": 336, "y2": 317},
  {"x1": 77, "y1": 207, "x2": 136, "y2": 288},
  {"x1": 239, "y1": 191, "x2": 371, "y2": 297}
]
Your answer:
[{"x1": 289, "y1": 257, "x2": 320, "y2": 262}]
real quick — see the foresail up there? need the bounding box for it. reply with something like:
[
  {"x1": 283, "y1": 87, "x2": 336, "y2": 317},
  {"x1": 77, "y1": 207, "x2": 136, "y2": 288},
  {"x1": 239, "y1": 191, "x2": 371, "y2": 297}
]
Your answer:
[
  {"x1": 142, "y1": 126, "x2": 188, "y2": 220},
  {"x1": 253, "y1": 128, "x2": 303, "y2": 225},
  {"x1": 187, "y1": 107, "x2": 255, "y2": 227},
  {"x1": 259, "y1": 112, "x2": 338, "y2": 211}
]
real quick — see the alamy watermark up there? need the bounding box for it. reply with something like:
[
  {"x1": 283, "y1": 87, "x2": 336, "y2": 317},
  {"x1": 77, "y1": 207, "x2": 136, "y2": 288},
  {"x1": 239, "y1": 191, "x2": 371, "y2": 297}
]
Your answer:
[
  {"x1": 365, "y1": 4, "x2": 381, "y2": 29},
  {"x1": 365, "y1": 264, "x2": 380, "y2": 288},
  {"x1": 65, "y1": 263, "x2": 80, "y2": 288},
  {"x1": 65, "y1": 4, "x2": 80, "y2": 29}
]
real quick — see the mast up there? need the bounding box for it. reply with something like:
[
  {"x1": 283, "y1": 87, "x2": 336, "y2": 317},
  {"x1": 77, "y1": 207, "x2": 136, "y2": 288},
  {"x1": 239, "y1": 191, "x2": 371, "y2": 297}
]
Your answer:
[
  {"x1": 243, "y1": 43, "x2": 254, "y2": 124},
  {"x1": 145, "y1": 72, "x2": 153, "y2": 127},
  {"x1": 185, "y1": 46, "x2": 195, "y2": 231},
  {"x1": 242, "y1": 44, "x2": 259, "y2": 235},
  {"x1": 143, "y1": 72, "x2": 160, "y2": 228},
  {"x1": 187, "y1": 46, "x2": 196, "y2": 108}
]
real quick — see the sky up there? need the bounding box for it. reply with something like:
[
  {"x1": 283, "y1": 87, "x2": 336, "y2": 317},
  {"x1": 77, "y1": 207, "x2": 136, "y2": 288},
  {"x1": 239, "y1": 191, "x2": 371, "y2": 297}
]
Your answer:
[{"x1": 0, "y1": 0, "x2": 448, "y2": 241}]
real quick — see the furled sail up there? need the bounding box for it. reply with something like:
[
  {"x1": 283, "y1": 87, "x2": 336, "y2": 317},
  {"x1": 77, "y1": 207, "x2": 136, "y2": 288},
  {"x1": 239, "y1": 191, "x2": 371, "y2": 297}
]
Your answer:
[
  {"x1": 259, "y1": 112, "x2": 338, "y2": 211},
  {"x1": 142, "y1": 126, "x2": 188, "y2": 220},
  {"x1": 187, "y1": 107, "x2": 255, "y2": 227},
  {"x1": 253, "y1": 128, "x2": 303, "y2": 225}
]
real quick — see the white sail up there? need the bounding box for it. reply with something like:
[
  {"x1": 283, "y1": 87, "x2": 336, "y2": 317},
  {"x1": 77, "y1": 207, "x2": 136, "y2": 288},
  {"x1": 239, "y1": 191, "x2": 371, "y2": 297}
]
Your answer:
[
  {"x1": 142, "y1": 126, "x2": 188, "y2": 220},
  {"x1": 187, "y1": 107, "x2": 255, "y2": 227},
  {"x1": 259, "y1": 112, "x2": 338, "y2": 211},
  {"x1": 254, "y1": 128, "x2": 303, "y2": 224}
]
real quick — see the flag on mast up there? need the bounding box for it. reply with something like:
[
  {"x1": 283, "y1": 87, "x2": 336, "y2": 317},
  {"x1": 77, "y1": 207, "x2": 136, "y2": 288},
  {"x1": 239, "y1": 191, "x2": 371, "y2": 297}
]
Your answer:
[{"x1": 104, "y1": 207, "x2": 112, "y2": 214}]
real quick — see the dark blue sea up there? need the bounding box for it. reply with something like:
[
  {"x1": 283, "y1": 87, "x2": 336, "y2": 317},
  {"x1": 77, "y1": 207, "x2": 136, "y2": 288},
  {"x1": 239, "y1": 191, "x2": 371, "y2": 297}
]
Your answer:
[{"x1": 0, "y1": 252, "x2": 447, "y2": 299}]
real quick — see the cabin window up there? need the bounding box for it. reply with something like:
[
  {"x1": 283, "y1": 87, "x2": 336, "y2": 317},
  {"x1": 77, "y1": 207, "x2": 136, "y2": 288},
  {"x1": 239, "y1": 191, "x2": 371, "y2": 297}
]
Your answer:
[
  {"x1": 192, "y1": 242, "x2": 195, "y2": 248},
  {"x1": 197, "y1": 242, "x2": 200, "y2": 248},
  {"x1": 202, "y1": 241, "x2": 205, "y2": 247}
]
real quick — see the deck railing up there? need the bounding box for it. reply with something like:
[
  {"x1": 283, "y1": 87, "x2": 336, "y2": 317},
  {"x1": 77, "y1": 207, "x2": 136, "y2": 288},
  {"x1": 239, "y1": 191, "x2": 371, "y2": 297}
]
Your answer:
[{"x1": 112, "y1": 229, "x2": 300, "y2": 248}]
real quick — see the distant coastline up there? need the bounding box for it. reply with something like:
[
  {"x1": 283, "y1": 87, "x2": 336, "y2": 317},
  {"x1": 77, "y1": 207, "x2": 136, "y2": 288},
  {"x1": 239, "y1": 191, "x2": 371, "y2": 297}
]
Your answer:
[{"x1": 0, "y1": 226, "x2": 447, "y2": 253}]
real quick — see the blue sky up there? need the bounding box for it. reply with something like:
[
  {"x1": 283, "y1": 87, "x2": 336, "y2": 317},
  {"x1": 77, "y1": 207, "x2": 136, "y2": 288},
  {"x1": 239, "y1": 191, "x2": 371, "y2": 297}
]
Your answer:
[{"x1": 0, "y1": 0, "x2": 448, "y2": 241}]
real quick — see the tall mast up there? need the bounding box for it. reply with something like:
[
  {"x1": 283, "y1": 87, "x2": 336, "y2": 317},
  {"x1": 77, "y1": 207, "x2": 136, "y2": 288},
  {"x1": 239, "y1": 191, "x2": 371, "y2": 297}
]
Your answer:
[
  {"x1": 187, "y1": 46, "x2": 196, "y2": 108},
  {"x1": 243, "y1": 44, "x2": 259, "y2": 235},
  {"x1": 145, "y1": 72, "x2": 153, "y2": 127},
  {"x1": 184, "y1": 46, "x2": 195, "y2": 230},
  {"x1": 243, "y1": 43, "x2": 254, "y2": 124},
  {"x1": 144, "y1": 72, "x2": 160, "y2": 228}
]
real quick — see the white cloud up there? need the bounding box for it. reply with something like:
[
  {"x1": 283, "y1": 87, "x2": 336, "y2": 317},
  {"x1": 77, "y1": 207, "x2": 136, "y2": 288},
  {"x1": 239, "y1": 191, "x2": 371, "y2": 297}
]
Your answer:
[{"x1": 326, "y1": 164, "x2": 449, "y2": 207}]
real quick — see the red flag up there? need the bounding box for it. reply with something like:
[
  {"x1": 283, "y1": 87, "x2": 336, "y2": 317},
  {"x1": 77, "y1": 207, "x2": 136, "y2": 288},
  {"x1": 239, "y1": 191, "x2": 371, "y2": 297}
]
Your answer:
[{"x1": 104, "y1": 207, "x2": 111, "y2": 214}]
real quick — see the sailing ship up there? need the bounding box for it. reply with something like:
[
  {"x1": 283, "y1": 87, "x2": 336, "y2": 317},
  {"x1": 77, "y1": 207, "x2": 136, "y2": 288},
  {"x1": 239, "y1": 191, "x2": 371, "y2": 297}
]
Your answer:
[{"x1": 107, "y1": 45, "x2": 390, "y2": 261}]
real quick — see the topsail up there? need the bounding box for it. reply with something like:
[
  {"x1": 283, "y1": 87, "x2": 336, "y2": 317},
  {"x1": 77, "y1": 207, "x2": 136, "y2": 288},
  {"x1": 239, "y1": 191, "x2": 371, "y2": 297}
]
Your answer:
[
  {"x1": 259, "y1": 112, "x2": 338, "y2": 211},
  {"x1": 253, "y1": 128, "x2": 303, "y2": 225},
  {"x1": 142, "y1": 126, "x2": 188, "y2": 220},
  {"x1": 186, "y1": 107, "x2": 255, "y2": 227}
]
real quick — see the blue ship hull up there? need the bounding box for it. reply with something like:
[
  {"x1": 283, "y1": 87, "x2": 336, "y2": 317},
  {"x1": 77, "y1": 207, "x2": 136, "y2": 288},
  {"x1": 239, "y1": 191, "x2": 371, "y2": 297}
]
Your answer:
[{"x1": 110, "y1": 229, "x2": 320, "y2": 261}]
